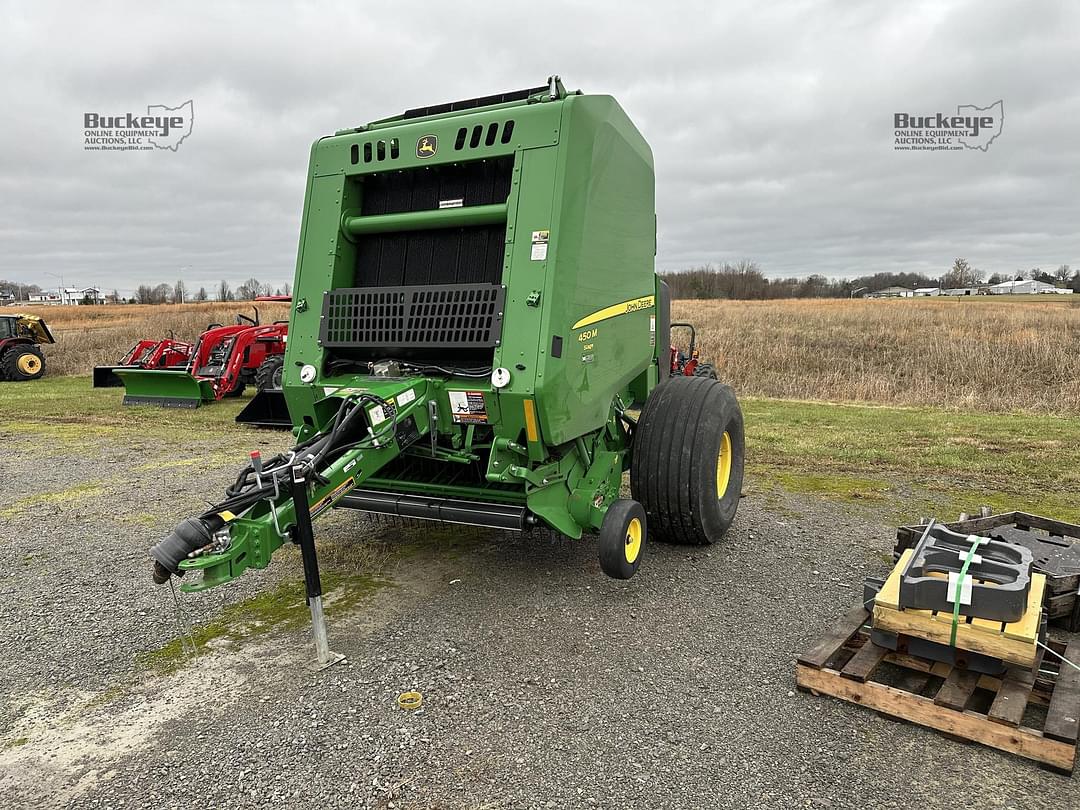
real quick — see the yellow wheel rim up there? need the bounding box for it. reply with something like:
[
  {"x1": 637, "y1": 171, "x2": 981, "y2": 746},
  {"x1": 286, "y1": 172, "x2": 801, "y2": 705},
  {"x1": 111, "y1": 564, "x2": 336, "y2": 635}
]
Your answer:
[
  {"x1": 624, "y1": 517, "x2": 642, "y2": 563},
  {"x1": 16, "y1": 354, "x2": 40, "y2": 375},
  {"x1": 716, "y1": 431, "x2": 732, "y2": 498}
]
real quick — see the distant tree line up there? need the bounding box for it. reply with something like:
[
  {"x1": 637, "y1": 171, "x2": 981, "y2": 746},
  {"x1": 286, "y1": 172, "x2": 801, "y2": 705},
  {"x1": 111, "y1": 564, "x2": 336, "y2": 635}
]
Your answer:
[
  {"x1": 661, "y1": 260, "x2": 1080, "y2": 300},
  {"x1": 128, "y1": 277, "x2": 291, "y2": 304}
]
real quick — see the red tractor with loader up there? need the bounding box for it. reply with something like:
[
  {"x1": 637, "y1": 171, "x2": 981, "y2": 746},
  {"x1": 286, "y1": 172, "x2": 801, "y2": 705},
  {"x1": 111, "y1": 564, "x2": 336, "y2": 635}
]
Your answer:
[
  {"x1": 93, "y1": 333, "x2": 193, "y2": 388},
  {"x1": 112, "y1": 307, "x2": 291, "y2": 426}
]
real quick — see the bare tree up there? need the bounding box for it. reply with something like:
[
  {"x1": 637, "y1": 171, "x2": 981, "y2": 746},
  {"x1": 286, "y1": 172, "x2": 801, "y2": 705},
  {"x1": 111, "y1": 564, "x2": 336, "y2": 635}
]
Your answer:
[
  {"x1": 172, "y1": 279, "x2": 186, "y2": 304},
  {"x1": 943, "y1": 258, "x2": 982, "y2": 288},
  {"x1": 217, "y1": 280, "x2": 233, "y2": 302},
  {"x1": 195, "y1": 286, "x2": 209, "y2": 302},
  {"x1": 1055, "y1": 264, "x2": 1073, "y2": 284},
  {"x1": 282, "y1": 281, "x2": 292, "y2": 296},
  {"x1": 235, "y1": 277, "x2": 266, "y2": 300}
]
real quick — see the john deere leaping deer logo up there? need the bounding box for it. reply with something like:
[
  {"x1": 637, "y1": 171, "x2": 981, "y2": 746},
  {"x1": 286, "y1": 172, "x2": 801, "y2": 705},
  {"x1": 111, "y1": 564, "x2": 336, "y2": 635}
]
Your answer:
[{"x1": 416, "y1": 134, "x2": 437, "y2": 159}]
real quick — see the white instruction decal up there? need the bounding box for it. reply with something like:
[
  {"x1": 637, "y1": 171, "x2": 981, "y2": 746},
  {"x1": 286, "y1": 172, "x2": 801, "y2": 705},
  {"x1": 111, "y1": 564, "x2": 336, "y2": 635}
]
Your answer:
[
  {"x1": 448, "y1": 390, "x2": 488, "y2": 424},
  {"x1": 396, "y1": 388, "x2": 417, "y2": 407},
  {"x1": 368, "y1": 405, "x2": 386, "y2": 425},
  {"x1": 531, "y1": 229, "x2": 550, "y2": 261}
]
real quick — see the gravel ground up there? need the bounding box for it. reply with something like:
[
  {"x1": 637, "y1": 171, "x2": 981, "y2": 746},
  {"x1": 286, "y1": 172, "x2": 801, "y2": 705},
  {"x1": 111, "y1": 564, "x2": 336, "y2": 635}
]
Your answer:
[{"x1": 0, "y1": 428, "x2": 1077, "y2": 809}]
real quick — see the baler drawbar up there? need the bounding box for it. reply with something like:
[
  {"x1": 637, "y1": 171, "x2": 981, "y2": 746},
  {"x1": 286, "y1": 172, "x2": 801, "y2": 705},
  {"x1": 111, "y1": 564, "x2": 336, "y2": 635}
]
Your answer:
[{"x1": 150, "y1": 77, "x2": 746, "y2": 663}]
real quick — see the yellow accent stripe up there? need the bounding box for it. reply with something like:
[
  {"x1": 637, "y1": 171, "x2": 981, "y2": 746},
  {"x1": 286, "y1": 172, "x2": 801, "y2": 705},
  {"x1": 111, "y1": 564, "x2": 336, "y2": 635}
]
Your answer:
[
  {"x1": 523, "y1": 399, "x2": 539, "y2": 443},
  {"x1": 218, "y1": 510, "x2": 236, "y2": 522},
  {"x1": 571, "y1": 295, "x2": 655, "y2": 330}
]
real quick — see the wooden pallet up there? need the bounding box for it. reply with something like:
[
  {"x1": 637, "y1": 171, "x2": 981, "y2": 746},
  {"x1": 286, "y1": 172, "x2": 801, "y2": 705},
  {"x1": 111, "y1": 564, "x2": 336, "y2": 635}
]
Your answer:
[{"x1": 796, "y1": 605, "x2": 1080, "y2": 773}]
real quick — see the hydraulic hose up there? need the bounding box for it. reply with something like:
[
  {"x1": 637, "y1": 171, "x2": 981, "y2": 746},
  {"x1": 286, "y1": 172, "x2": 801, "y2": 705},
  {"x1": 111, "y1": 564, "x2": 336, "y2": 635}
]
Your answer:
[{"x1": 149, "y1": 392, "x2": 404, "y2": 583}]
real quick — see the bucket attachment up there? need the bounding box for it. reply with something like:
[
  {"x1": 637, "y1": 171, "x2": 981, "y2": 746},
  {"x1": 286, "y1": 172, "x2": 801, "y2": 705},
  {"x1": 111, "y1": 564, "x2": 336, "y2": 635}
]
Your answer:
[
  {"x1": 115, "y1": 368, "x2": 214, "y2": 408},
  {"x1": 93, "y1": 365, "x2": 127, "y2": 388},
  {"x1": 235, "y1": 389, "x2": 292, "y2": 429}
]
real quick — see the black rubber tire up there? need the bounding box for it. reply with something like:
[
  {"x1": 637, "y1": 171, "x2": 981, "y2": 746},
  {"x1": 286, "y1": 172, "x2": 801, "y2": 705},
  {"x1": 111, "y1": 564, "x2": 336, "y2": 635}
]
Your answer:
[
  {"x1": 598, "y1": 499, "x2": 647, "y2": 580},
  {"x1": 693, "y1": 362, "x2": 717, "y2": 380},
  {"x1": 223, "y1": 380, "x2": 246, "y2": 398},
  {"x1": 1, "y1": 345, "x2": 46, "y2": 381},
  {"x1": 630, "y1": 376, "x2": 744, "y2": 545},
  {"x1": 255, "y1": 355, "x2": 285, "y2": 391}
]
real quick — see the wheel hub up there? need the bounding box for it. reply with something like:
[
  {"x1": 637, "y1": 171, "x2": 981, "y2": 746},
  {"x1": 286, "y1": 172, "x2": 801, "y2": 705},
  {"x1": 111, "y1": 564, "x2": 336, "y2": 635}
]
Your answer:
[
  {"x1": 16, "y1": 354, "x2": 40, "y2": 374},
  {"x1": 624, "y1": 517, "x2": 642, "y2": 563},
  {"x1": 716, "y1": 431, "x2": 732, "y2": 498}
]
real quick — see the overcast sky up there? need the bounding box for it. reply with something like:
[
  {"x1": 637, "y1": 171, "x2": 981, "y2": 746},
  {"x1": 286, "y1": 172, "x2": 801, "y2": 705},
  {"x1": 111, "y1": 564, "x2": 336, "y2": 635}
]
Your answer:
[{"x1": 1, "y1": 1, "x2": 1077, "y2": 295}]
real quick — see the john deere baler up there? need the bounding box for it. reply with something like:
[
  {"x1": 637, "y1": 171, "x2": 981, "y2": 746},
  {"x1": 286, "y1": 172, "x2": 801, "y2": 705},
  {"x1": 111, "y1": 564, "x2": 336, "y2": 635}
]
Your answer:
[{"x1": 150, "y1": 78, "x2": 745, "y2": 658}]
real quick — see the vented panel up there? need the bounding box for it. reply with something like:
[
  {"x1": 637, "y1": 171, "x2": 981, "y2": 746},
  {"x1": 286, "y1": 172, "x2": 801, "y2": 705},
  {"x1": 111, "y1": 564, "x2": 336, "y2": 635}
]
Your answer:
[
  {"x1": 321, "y1": 283, "x2": 505, "y2": 349},
  {"x1": 353, "y1": 157, "x2": 513, "y2": 288},
  {"x1": 360, "y1": 157, "x2": 512, "y2": 215}
]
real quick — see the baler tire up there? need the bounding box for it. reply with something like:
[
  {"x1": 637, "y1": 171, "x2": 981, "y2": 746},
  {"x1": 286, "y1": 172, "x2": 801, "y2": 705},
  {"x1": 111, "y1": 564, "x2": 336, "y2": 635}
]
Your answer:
[
  {"x1": 630, "y1": 376, "x2": 744, "y2": 545},
  {"x1": 598, "y1": 499, "x2": 647, "y2": 580},
  {"x1": 255, "y1": 356, "x2": 285, "y2": 391},
  {"x1": 1, "y1": 345, "x2": 46, "y2": 381}
]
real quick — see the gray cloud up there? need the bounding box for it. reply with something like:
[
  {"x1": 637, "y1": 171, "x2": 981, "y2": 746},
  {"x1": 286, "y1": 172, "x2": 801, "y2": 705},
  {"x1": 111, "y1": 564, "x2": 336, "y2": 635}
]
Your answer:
[{"x1": 0, "y1": 0, "x2": 1077, "y2": 295}]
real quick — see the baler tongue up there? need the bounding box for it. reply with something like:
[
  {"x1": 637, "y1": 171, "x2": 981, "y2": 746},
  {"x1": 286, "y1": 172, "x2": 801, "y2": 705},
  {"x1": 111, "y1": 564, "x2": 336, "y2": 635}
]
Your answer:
[{"x1": 114, "y1": 368, "x2": 214, "y2": 408}]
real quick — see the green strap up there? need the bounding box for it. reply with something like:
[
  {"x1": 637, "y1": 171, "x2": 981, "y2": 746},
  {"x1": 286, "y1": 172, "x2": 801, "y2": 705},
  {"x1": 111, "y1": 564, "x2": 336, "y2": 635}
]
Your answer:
[{"x1": 949, "y1": 536, "x2": 982, "y2": 647}]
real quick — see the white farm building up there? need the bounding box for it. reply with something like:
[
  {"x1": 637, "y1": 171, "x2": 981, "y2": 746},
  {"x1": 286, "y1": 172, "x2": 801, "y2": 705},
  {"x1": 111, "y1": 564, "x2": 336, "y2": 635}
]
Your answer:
[{"x1": 989, "y1": 280, "x2": 1073, "y2": 295}]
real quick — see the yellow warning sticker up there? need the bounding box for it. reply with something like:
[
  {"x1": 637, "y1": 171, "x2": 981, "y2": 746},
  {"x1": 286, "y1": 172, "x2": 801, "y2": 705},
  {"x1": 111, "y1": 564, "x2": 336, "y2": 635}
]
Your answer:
[{"x1": 310, "y1": 476, "x2": 356, "y2": 519}]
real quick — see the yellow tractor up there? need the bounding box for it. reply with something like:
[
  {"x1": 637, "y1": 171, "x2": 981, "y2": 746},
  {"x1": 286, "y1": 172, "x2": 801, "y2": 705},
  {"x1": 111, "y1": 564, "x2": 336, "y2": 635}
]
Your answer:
[{"x1": 0, "y1": 313, "x2": 55, "y2": 381}]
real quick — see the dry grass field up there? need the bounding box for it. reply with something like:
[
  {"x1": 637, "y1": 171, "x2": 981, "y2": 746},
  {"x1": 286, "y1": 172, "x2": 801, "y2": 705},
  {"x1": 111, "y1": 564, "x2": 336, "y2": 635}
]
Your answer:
[
  {"x1": 16, "y1": 296, "x2": 1080, "y2": 415},
  {"x1": 674, "y1": 296, "x2": 1080, "y2": 415},
  {"x1": 20, "y1": 302, "x2": 291, "y2": 376}
]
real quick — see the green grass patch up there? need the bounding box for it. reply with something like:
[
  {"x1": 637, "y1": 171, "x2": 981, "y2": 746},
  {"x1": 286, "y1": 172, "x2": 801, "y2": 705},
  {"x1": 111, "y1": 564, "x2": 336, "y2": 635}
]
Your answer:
[
  {"x1": 137, "y1": 572, "x2": 388, "y2": 675},
  {"x1": 0, "y1": 482, "x2": 107, "y2": 518},
  {"x1": 755, "y1": 471, "x2": 893, "y2": 501},
  {"x1": 0, "y1": 375, "x2": 267, "y2": 450},
  {"x1": 745, "y1": 397, "x2": 1080, "y2": 522}
]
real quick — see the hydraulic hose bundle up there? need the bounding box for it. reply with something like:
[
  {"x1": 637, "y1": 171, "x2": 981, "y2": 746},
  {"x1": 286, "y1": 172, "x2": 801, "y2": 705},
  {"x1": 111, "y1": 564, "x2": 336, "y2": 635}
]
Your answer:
[{"x1": 149, "y1": 392, "x2": 403, "y2": 583}]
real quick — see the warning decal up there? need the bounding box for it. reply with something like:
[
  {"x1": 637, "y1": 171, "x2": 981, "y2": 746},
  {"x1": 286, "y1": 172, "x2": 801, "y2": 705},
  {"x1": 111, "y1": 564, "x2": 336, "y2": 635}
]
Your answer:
[
  {"x1": 311, "y1": 476, "x2": 357, "y2": 518},
  {"x1": 448, "y1": 390, "x2": 488, "y2": 424}
]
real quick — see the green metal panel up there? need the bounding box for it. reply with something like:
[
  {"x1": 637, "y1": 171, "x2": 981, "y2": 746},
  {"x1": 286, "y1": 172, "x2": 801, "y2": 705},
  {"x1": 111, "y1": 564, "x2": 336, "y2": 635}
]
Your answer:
[
  {"x1": 535, "y1": 95, "x2": 656, "y2": 445},
  {"x1": 115, "y1": 368, "x2": 214, "y2": 405}
]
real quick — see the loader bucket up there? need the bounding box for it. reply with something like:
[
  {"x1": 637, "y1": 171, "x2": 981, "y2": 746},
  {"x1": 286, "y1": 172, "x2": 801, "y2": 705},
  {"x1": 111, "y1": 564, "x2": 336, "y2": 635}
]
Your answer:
[
  {"x1": 114, "y1": 368, "x2": 214, "y2": 408},
  {"x1": 93, "y1": 365, "x2": 127, "y2": 388},
  {"x1": 235, "y1": 389, "x2": 292, "y2": 429}
]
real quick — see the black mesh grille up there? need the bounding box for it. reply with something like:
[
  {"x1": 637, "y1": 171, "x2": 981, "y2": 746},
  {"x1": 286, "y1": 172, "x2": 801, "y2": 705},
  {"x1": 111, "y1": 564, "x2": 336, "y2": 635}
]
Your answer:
[{"x1": 321, "y1": 284, "x2": 505, "y2": 349}]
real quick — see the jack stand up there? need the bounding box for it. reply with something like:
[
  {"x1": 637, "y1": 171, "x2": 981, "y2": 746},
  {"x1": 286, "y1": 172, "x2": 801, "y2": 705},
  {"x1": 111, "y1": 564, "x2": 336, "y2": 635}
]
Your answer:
[{"x1": 290, "y1": 464, "x2": 345, "y2": 670}]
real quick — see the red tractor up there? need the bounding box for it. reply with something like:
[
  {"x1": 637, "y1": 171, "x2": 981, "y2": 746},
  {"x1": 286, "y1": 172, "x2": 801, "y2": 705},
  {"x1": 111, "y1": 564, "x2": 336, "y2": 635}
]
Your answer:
[
  {"x1": 187, "y1": 311, "x2": 287, "y2": 399},
  {"x1": 670, "y1": 322, "x2": 717, "y2": 379},
  {"x1": 115, "y1": 307, "x2": 288, "y2": 411},
  {"x1": 93, "y1": 333, "x2": 193, "y2": 387}
]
